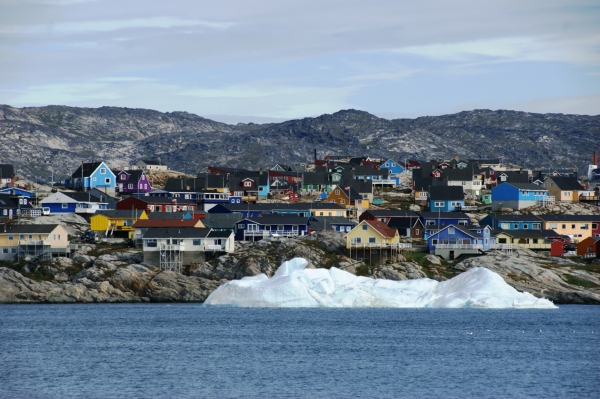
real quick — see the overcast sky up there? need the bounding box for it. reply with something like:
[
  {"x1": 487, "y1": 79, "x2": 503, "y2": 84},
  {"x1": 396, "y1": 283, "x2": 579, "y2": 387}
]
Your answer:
[{"x1": 1, "y1": 0, "x2": 599, "y2": 123}]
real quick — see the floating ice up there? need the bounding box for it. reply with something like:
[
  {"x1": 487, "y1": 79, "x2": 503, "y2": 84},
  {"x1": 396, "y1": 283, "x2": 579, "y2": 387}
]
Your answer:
[{"x1": 204, "y1": 258, "x2": 557, "y2": 308}]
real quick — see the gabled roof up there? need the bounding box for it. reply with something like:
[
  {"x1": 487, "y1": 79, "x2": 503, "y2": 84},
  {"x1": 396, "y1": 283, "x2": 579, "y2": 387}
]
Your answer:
[
  {"x1": 0, "y1": 224, "x2": 61, "y2": 234},
  {"x1": 418, "y1": 211, "x2": 470, "y2": 220},
  {"x1": 244, "y1": 214, "x2": 309, "y2": 225},
  {"x1": 309, "y1": 216, "x2": 356, "y2": 230},
  {"x1": 133, "y1": 219, "x2": 202, "y2": 228},
  {"x1": 413, "y1": 176, "x2": 448, "y2": 191},
  {"x1": 386, "y1": 217, "x2": 423, "y2": 229},
  {"x1": 535, "y1": 215, "x2": 600, "y2": 222},
  {"x1": 63, "y1": 192, "x2": 108, "y2": 203},
  {"x1": 428, "y1": 224, "x2": 482, "y2": 239},
  {"x1": 428, "y1": 186, "x2": 464, "y2": 201},
  {"x1": 363, "y1": 210, "x2": 419, "y2": 218},
  {"x1": 117, "y1": 170, "x2": 145, "y2": 181},
  {"x1": 364, "y1": 220, "x2": 397, "y2": 238},
  {"x1": 142, "y1": 227, "x2": 211, "y2": 239},
  {"x1": 93, "y1": 210, "x2": 145, "y2": 219},
  {"x1": 70, "y1": 162, "x2": 106, "y2": 178},
  {"x1": 545, "y1": 176, "x2": 584, "y2": 191},
  {"x1": 497, "y1": 182, "x2": 546, "y2": 191},
  {"x1": 147, "y1": 212, "x2": 191, "y2": 220},
  {"x1": 0, "y1": 164, "x2": 15, "y2": 178},
  {"x1": 203, "y1": 213, "x2": 243, "y2": 229},
  {"x1": 302, "y1": 172, "x2": 329, "y2": 185}
]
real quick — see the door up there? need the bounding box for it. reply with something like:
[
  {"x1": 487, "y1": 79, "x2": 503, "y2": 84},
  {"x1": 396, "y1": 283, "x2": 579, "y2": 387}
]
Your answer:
[{"x1": 449, "y1": 251, "x2": 455, "y2": 260}]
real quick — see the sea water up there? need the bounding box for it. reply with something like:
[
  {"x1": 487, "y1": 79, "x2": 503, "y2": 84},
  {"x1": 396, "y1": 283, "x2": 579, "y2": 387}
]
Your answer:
[{"x1": 1, "y1": 304, "x2": 598, "y2": 398}]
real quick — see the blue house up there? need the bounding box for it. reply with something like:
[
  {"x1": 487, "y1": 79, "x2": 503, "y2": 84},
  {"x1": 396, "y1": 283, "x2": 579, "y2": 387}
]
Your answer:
[
  {"x1": 418, "y1": 212, "x2": 471, "y2": 237},
  {"x1": 209, "y1": 203, "x2": 313, "y2": 218},
  {"x1": 39, "y1": 191, "x2": 108, "y2": 214},
  {"x1": 427, "y1": 186, "x2": 464, "y2": 211},
  {"x1": 66, "y1": 161, "x2": 116, "y2": 195},
  {"x1": 427, "y1": 224, "x2": 493, "y2": 260},
  {"x1": 235, "y1": 214, "x2": 309, "y2": 241},
  {"x1": 381, "y1": 159, "x2": 405, "y2": 175},
  {"x1": 491, "y1": 183, "x2": 549, "y2": 211},
  {"x1": 479, "y1": 214, "x2": 543, "y2": 231}
]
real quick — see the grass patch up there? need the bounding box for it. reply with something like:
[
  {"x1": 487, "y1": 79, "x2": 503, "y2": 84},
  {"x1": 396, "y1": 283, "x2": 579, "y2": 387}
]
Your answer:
[
  {"x1": 405, "y1": 251, "x2": 430, "y2": 266},
  {"x1": 24, "y1": 267, "x2": 55, "y2": 282},
  {"x1": 563, "y1": 275, "x2": 600, "y2": 289}
]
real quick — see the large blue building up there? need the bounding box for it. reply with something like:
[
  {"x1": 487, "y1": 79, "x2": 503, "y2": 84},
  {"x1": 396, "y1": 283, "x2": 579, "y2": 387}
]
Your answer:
[{"x1": 491, "y1": 182, "x2": 549, "y2": 211}]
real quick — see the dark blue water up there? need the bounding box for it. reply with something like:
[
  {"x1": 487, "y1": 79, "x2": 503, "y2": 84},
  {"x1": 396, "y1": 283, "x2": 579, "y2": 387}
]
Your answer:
[{"x1": 1, "y1": 304, "x2": 599, "y2": 399}]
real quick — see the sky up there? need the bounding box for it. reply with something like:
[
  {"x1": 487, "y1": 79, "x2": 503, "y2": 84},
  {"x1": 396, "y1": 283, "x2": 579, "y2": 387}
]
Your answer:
[{"x1": 0, "y1": 0, "x2": 599, "y2": 123}]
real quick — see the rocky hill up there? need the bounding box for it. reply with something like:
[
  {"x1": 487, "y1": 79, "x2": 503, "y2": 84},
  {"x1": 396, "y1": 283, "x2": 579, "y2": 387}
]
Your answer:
[{"x1": 1, "y1": 104, "x2": 598, "y2": 181}]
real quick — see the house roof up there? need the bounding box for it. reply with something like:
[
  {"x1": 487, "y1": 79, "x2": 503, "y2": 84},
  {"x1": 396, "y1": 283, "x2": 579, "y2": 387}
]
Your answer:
[
  {"x1": 493, "y1": 229, "x2": 559, "y2": 239},
  {"x1": 309, "y1": 216, "x2": 356, "y2": 230},
  {"x1": 70, "y1": 162, "x2": 105, "y2": 178},
  {"x1": 428, "y1": 186, "x2": 464, "y2": 201},
  {"x1": 429, "y1": 224, "x2": 482, "y2": 239},
  {"x1": 93, "y1": 210, "x2": 145, "y2": 219},
  {"x1": 418, "y1": 211, "x2": 470, "y2": 220},
  {"x1": 545, "y1": 176, "x2": 584, "y2": 190},
  {"x1": 0, "y1": 164, "x2": 15, "y2": 178},
  {"x1": 495, "y1": 171, "x2": 530, "y2": 184},
  {"x1": 413, "y1": 176, "x2": 448, "y2": 190},
  {"x1": 484, "y1": 214, "x2": 542, "y2": 223},
  {"x1": 133, "y1": 219, "x2": 202, "y2": 228},
  {"x1": 535, "y1": 215, "x2": 600, "y2": 222},
  {"x1": 243, "y1": 214, "x2": 309, "y2": 225},
  {"x1": 63, "y1": 192, "x2": 108, "y2": 203},
  {"x1": 163, "y1": 178, "x2": 205, "y2": 192},
  {"x1": 142, "y1": 227, "x2": 211, "y2": 239},
  {"x1": 365, "y1": 220, "x2": 397, "y2": 238},
  {"x1": 498, "y1": 182, "x2": 543, "y2": 191},
  {"x1": 363, "y1": 210, "x2": 419, "y2": 218},
  {"x1": 147, "y1": 212, "x2": 190, "y2": 220},
  {"x1": 386, "y1": 217, "x2": 423, "y2": 229},
  {"x1": 203, "y1": 213, "x2": 243, "y2": 229},
  {"x1": 0, "y1": 224, "x2": 61, "y2": 234},
  {"x1": 117, "y1": 170, "x2": 145, "y2": 181}
]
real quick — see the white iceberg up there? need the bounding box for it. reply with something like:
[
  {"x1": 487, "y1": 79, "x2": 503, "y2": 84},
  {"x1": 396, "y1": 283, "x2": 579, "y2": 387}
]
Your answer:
[{"x1": 204, "y1": 258, "x2": 557, "y2": 308}]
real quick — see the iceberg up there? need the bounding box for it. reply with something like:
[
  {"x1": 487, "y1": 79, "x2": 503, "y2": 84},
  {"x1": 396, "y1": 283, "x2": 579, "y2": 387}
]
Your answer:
[{"x1": 204, "y1": 258, "x2": 557, "y2": 308}]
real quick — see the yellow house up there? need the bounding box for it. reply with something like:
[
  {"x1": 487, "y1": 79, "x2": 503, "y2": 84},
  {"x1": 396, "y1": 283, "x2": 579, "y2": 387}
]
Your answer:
[
  {"x1": 345, "y1": 220, "x2": 400, "y2": 248},
  {"x1": 494, "y1": 230, "x2": 553, "y2": 250},
  {"x1": 309, "y1": 203, "x2": 349, "y2": 218},
  {"x1": 326, "y1": 185, "x2": 370, "y2": 218},
  {"x1": 0, "y1": 224, "x2": 70, "y2": 260},
  {"x1": 536, "y1": 215, "x2": 600, "y2": 243},
  {"x1": 542, "y1": 176, "x2": 588, "y2": 203},
  {"x1": 344, "y1": 220, "x2": 402, "y2": 265},
  {"x1": 90, "y1": 210, "x2": 148, "y2": 238}
]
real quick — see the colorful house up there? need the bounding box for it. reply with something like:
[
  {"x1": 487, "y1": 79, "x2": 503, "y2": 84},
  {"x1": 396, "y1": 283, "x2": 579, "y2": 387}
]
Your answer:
[
  {"x1": 116, "y1": 196, "x2": 197, "y2": 214},
  {"x1": 307, "y1": 216, "x2": 356, "y2": 234},
  {"x1": 576, "y1": 237, "x2": 600, "y2": 258},
  {"x1": 418, "y1": 212, "x2": 471, "y2": 237},
  {"x1": 479, "y1": 214, "x2": 543, "y2": 231},
  {"x1": 66, "y1": 161, "x2": 116, "y2": 195},
  {"x1": 493, "y1": 229, "x2": 559, "y2": 250},
  {"x1": 235, "y1": 215, "x2": 309, "y2": 241},
  {"x1": 536, "y1": 215, "x2": 600, "y2": 243},
  {"x1": 0, "y1": 164, "x2": 15, "y2": 188},
  {"x1": 90, "y1": 210, "x2": 148, "y2": 238},
  {"x1": 116, "y1": 170, "x2": 152, "y2": 195},
  {"x1": 40, "y1": 192, "x2": 108, "y2": 214},
  {"x1": 344, "y1": 220, "x2": 403, "y2": 265},
  {"x1": 491, "y1": 182, "x2": 550, "y2": 211},
  {"x1": 0, "y1": 224, "x2": 70, "y2": 260},
  {"x1": 427, "y1": 225, "x2": 492, "y2": 260},
  {"x1": 386, "y1": 217, "x2": 425, "y2": 239},
  {"x1": 541, "y1": 176, "x2": 591, "y2": 203},
  {"x1": 427, "y1": 186, "x2": 464, "y2": 211}
]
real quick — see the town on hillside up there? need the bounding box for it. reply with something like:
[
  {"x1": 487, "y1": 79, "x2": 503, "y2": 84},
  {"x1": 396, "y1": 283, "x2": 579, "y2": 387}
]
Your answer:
[{"x1": 0, "y1": 153, "x2": 599, "y2": 271}]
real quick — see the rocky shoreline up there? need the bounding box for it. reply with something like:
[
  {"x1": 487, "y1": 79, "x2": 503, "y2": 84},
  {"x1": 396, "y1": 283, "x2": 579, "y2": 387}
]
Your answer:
[{"x1": 1, "y1": 232, "x2": 599, "y2": 305}]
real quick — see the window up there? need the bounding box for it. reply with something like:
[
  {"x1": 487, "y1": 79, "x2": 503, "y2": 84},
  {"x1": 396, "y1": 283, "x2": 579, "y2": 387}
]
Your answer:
[
  {"x1": 62, "y1": 203, "x2": 68, "y2": 209},
  {"x1": 434, "y1": 201, "x2": 444, "y2": 207},
  {"x1": 549, "y1": 223, "x2": 557, "y2": 229},
  {"x1": 277, "y1": 225, "x2": 284, "y2": 231},
  {"x1": 580, "y1": 224, "x2": 589, "y2": 230},
  {"x1": 19, "y1": 235, "x2": 24, "y2": 240},
  {"x1": 121, "y1": 175, "x2": 126, "y2": 180},
  {"x1": 571, "y1": 224, "x2": 576, "y2": 229},
  {"x1": 369, "y1": 237, "x2": 376, "y2": 243},
  {"x1": 237, "y1": 224, "x2": 245, "y2": 230},
  {"x1": 426, "y1": 221, "x2": 435, "y2": 226},
  {"x1": 2, "y1": 248, "x2": 7, "y2": 254},
  {"x1": 145, "y1": 239, "x2": 157, "y2": 247},
  {"x1": 500, "y1": 223, "x2": 510, "y2": 229},
  {"x1": 292, "y1": 225, "x2": 298, "y2": 231},
  {"x1": 448, "y1": 227, "x2": 455, "y2": 234},
  {"x1": 10, "y1": 248, "x2": 16, "y2": 253},
  {"x1": 335, "y1": 190, "x2": 340, "y2": 195},
  {"x1": 462, "y1": 181, "x2": 466, "y2": 186},
  {"x1": 247, "y1": 224, "x2": 258, "y2": 231},
  {"x1": 128, "y1": 184, "x2": 133, "y2": 189},
  {"x1": 415, "y1": 229, "x2": 419, "y2": 235},
  {"x1": 346, "y1": 226, "x2": 352, "y2": 232},
  {"x1": 105, "y1": 178, "x2": 110, "y2": 184},
  {"x1": 533, "y1": 239, "x2": 538, "y2": 244},
  {"x1": 533, "y1": 223, "x2": 541, "y2": 229},
  {"x1": 57, "y1": 235, "x2": 61, "y2": 240},
  {"x1": 499, "y1": 238, "x2": 507, "y2": 244},
  {"x1": 8, "y1": 235, "x2": 13, "y2": 241},
  {"x1": 351, "y1": 237, "x2": 362, "y2": 244},
  {"x1": 485, "y1": 238, "x2": 489, "y2": 244},
  {"x1": 93, "y1": 177, "x2": 96, "y2": 181},
  {"x1": 565, "y1": 192, "x2": 571, "y2": 196},
  {"x1": 100, "y1": 168, "x2": 106, "y2": 174},
  {"x1": 432, "y1": 239, "x2": 438, "y2": 245},
  {"x1": 193, "y1": 239, "x2": 201, "y2": 246},
  {"x1": 562, "y1": 224, "x2": 566, "y2": 229},
  {"x1": 244, "y1": 181, "x2": 252, "y2": 187},
  {"x1": 514, "y1": 224, "x2": 519, "y2": 229},
  {"x1": 362, "y1": 224, "x2": 368, "y2": 230},
  {"x1": 340, "y1": 199, "x2": 345, "y2": 204},
  {"x1": 592, "y1": 224, "x2": 598, "y2": 229}
]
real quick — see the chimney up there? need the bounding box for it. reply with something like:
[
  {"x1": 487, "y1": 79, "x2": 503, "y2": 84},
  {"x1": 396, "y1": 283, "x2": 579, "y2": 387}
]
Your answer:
[
  {"x1": 314, "y1": 149, "x2": 317, "y2": 163},
  {"x1": 594, "y1": 152, "x2": 598, "y2": 166},
  {"x1": 259, "y1": 168, "x2": 263, "y2": 175}
]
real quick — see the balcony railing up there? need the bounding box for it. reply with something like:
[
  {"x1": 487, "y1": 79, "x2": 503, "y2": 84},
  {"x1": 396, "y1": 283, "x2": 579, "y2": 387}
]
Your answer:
[
  {"x1": 435, "y1": 244, "x2": 483, "y2": 249},
  {"x1": 348, "y1": 242, "x2": 412, "y2": 250},
  {"x1": 18, "y1": 240, "x2": 51, "y2": 246},
  {"x1": 490, "y1": 244, "x2": 513, "y2": 250}
]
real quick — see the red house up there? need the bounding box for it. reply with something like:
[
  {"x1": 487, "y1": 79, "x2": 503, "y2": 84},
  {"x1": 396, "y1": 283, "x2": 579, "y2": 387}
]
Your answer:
[
  {"x1": 116, "y1": 196, "x2": 197, "y2": 213},
  {"x1": 576, "y1": 237, "x2": 600, "y2": 258}
]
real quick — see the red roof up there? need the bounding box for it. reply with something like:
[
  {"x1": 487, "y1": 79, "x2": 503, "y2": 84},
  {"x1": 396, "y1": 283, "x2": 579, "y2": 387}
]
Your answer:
[{"x1": 365, "y1": 220, "x2": 397, "y2": 238}]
